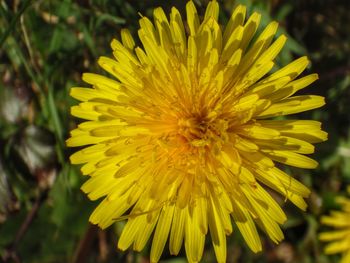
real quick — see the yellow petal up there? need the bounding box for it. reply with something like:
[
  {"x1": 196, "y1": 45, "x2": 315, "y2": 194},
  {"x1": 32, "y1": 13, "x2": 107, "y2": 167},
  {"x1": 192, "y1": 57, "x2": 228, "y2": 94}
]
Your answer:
[
  {"x1": 121, "y1": 28, "x2": 135, "y2": 50},
  {"x1": 150, "y1": 205, "x2": 175, "y2": 263},
  {"x1": 231, "y1": 201, "x2": 262, "y2": 252},
  {"x1": 223, "y1": 5, "x2": 246, "y2": 43},
  {"x1": 263, "y1": 150, "x2": 318, "y2": 169},
  {"x1": 169, "y1": 207, "x2": 186, "y2": 255},
  {"x1": 258, "y1": 95, "x2": 325, "y2": 118},
  {"x1": 186, "y1": 1, "x2": 200, "y2": 36},
  {"x1": 184, "y1": 205, "x2": 205, "y2": 262},
  {"x1": 208, "y1": 196, "x2": 227, "y2": 263}
]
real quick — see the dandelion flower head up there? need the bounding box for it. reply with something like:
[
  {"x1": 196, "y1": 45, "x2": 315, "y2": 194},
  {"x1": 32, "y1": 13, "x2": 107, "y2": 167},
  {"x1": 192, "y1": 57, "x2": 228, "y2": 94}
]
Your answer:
[
  {"x1": 67, "y1": 1, "x2": 327, "y2": 262},
  {"x1": 319, "y1": 187, "x2": 350, "y2": 263}
]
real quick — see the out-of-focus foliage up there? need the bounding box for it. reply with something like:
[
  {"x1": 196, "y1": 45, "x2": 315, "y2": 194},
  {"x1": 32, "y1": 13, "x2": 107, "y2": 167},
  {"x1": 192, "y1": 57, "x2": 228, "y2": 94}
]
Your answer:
[{"x1": 0, "y1": 0, "x2": 349, "y2": 262}]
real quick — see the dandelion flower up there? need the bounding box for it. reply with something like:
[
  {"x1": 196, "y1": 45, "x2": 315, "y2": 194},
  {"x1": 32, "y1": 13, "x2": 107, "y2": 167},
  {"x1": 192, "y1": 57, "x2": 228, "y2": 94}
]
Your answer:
[
  {"x1": 319, "y1": 187, "x2": 350, "y2": 263},
  {"x1": 67, "y1": 1, "x2": 327, "y2": 262}
]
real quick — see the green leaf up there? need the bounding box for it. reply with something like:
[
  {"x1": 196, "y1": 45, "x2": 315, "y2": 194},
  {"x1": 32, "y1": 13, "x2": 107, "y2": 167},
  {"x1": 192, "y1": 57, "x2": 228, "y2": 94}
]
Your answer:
[
  {"x1": 0, "y1": 0, "x2": 34, "y2": 48},
  {"x1": 95, "y1": 13, "x2": 126, "y2": 29}
]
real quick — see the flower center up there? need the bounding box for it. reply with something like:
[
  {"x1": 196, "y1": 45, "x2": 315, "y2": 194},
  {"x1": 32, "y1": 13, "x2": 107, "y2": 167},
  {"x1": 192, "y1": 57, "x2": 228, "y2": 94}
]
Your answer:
[{"x1": 177, "y1": 113, "x2": 229, "y2": 148}]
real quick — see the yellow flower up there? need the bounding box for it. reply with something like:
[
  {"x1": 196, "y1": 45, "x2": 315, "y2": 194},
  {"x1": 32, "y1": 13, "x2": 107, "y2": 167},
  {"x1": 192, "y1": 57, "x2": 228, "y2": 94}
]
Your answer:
[
  {"x1": 319, "y1": 187, "x2": 350, "y2": 263},
  {"x1": 67, "y1": 1, "x2": 327, "y2": 262}
]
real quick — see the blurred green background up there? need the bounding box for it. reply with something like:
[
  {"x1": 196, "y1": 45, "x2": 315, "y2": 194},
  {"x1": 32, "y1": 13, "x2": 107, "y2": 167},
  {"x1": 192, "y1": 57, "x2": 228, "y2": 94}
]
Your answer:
[{"x1": 0, "y1": 0, "x2": 349, "y2": 262}]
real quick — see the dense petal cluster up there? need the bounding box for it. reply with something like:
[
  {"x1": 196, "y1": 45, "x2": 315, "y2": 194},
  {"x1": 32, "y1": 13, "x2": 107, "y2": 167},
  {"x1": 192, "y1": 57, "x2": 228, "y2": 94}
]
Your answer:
[
  {"x1": 319, "y1": 187, "x2": 350, "y2": 263},
  {"x1": 67, "y1": 1, "x2": 327, "y2": 262}
]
